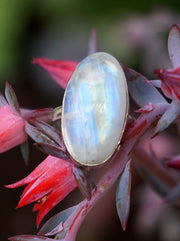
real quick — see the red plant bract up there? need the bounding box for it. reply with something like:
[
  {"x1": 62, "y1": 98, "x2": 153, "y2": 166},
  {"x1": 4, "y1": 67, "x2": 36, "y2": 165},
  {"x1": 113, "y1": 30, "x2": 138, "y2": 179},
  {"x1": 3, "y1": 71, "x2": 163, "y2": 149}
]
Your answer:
[{"x1": 6, "y1": 155, "x2": 77, "y2": 227}]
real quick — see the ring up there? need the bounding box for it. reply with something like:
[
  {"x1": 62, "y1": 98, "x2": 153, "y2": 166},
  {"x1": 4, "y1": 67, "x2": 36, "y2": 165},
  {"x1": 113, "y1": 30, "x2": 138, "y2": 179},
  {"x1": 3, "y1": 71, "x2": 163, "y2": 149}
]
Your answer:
[{"x1": 61, "y1": 52, "x2": 129, "y2": 166}]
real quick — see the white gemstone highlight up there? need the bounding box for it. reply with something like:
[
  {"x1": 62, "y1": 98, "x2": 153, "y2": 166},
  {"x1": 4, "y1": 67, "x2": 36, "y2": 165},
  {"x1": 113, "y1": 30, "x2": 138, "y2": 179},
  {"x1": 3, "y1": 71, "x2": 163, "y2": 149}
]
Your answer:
[{"x1": 61, "y1": 52, "x2": 128, "y2": 166}]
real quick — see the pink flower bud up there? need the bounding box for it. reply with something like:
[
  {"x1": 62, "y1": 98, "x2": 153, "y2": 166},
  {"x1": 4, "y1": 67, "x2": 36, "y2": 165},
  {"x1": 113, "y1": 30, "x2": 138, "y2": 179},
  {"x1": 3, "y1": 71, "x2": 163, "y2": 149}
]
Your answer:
[{"x1": 0, "y1": 105, "x2": 27, "y2": 153}]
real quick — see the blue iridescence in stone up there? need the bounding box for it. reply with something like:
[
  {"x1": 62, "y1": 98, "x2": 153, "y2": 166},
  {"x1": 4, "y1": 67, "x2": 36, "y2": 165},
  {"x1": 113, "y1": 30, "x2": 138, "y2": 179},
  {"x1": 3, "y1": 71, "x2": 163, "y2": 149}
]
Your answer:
[{"x1": 62, "y1": 52, "x2": 128, "y2": 166}]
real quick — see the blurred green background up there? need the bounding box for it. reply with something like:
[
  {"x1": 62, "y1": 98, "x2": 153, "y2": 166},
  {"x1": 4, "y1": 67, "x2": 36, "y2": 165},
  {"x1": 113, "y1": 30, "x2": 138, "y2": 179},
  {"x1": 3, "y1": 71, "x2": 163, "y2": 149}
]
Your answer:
[
  {"x1": 1, "y1": 0, "x2": 180, "y2": 102},
  {"x1": 1, "y1": 0, "x2": 180, "y2": 241}
]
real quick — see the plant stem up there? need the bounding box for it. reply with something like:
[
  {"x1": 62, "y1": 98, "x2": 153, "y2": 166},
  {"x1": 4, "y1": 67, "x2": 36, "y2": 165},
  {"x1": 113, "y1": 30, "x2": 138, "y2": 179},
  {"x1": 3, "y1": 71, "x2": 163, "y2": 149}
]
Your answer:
[{"x1": 56, "y1": 103, "x2": 172, "y2": 241}]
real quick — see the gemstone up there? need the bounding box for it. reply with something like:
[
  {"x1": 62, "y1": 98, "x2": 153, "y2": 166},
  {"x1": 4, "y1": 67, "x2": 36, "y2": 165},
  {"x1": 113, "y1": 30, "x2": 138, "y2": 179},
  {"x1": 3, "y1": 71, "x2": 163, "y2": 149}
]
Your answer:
[{"x1": 61, "y1": 52, "x2": 128, "y2": 166}]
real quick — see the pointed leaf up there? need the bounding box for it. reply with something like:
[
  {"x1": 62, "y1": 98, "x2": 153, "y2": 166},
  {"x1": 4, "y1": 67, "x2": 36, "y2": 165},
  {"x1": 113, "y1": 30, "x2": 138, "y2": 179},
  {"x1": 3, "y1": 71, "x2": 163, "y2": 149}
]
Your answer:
[
  {"x1": 168, "y1": 24, "x2": 180, "y2": 68},
  {"x1": 23, "y1": 108, "x2": 53, "y2": 122},
  {"x1": 43, "y1": 222, "x2": 64, "y2": 236},
  {"x1": 25, "y1": 122, "x2": 58, "y2": 146},
  {"x1": 148, "y1": 79, "x2": 162, "y2": 88},
  {"x1": 116, "y1": 159, "x2": 132, "y2": 231},
  {"x1": 73, "y1": 167, "x2": 92, "y2": 200},
  {"x1": 30, "y1": 119, "x2": 65, "y2": 149},
  {"x1": 165, "y1": 182, "x2": 180, "y2": 203},
  {"x1": 166, "y1": 155, "x2": 180, "y2": 170},
  {"x1": 136, "y1": 161, "x2": 169, "y2": 196},
  {"x1": 20, "y1": 140, "x2": 29, "y2": 165},
  {"x1": 122, "y1": 65, "x2": 166, "y2": 106},
  {"x1": 34, "y1": 143, "x2": 69, "y2": 160},
  {"x1": 38, "y1": 205, "x2": 77, "y2": 236},
  {"x1": 36, "y1": 177, "x2": 77, "y2": 227},
  {"x1": 33, "y1": 58, "x2": 78, "y2": 89},
  {"x1": 134, "y1": 102, "x2": 153, "y2": 113},
  {"x1": 0, "y1": 92, "x2": 7, "y2": 107},
  {"x1": 88, "y1": 28, "x2": 98, "y2": 55},
  {"x1": 5, "y1": 82, "x2": 20, "y2": 114},
  {"x1": 8, "y1": 235, "x2": 55, "y2": 241},
  {"x1": 153, "y1": 101, "x2": 180, "y2": 137},
  {"x1": 5, "y1": 156, "x2": 52, "y2": 189},
  {"x1": 51, "y1": 106, "x2": 62, "y2": 121}
]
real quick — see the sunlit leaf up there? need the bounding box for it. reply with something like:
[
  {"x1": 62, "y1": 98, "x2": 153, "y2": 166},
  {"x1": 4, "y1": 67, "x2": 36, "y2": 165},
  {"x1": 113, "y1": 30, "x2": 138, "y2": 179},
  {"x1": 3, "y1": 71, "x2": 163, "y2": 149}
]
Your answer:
[
  {"x1": 116, "y1": 159, "x2": 132, "y2": 231},
  {"x1": 168, "y1": 24, "x2": 180, "y2": 68},
  {"x1": 122, "y1": 65, "x2": 166, "y2": 107}
]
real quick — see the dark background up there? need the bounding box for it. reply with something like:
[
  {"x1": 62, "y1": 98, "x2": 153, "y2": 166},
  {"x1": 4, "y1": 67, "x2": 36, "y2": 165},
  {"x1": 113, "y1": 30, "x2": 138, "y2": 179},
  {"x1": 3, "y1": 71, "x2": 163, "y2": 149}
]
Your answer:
[{"x1": 1, "y1": 1, "x2": 180, "y2": 240}]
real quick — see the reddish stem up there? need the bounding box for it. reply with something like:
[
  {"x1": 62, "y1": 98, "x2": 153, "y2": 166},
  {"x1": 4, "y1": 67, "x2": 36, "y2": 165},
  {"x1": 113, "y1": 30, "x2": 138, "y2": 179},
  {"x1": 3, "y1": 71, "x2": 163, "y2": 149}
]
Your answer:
[{"x1": 55, "y1": 103, "x2": 175, "y2": 241}]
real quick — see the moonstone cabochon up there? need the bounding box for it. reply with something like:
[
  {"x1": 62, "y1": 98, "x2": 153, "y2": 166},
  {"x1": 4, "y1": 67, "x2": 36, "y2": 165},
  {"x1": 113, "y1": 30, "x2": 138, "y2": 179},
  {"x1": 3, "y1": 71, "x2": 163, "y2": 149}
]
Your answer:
[{"x1": 61, "y1": 52, "x2": 129, "y2": 166}]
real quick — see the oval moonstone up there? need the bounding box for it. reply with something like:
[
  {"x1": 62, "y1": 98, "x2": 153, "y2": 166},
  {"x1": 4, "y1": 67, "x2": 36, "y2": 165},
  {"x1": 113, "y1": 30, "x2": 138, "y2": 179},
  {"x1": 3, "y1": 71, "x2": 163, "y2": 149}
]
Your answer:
[{"x1": 61, "y1": 52, "x2": 128, "y2": 166}]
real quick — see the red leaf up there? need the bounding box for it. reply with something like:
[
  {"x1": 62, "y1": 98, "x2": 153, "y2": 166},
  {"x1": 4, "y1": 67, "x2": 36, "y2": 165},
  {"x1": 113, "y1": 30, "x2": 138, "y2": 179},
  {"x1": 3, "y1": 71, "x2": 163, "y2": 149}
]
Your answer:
[
  {"x1": 5, "y1": 155, "x2": 54, "y2": 188},
  {"x1": 33, "y1": 58, "x2": 78, "y2": 89},
  {"x1": 166, "y1": 155, "x2": 180, "y2": 170},
  {"x1": 36, "y1": 176, "x2": 77, "y2": 227},
  {"x1": 17, "y1": 163, "x2": 72, "y2": 208},
  {"x1": 134, "y1": 102, "x2": 153, "y2": 113}
]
